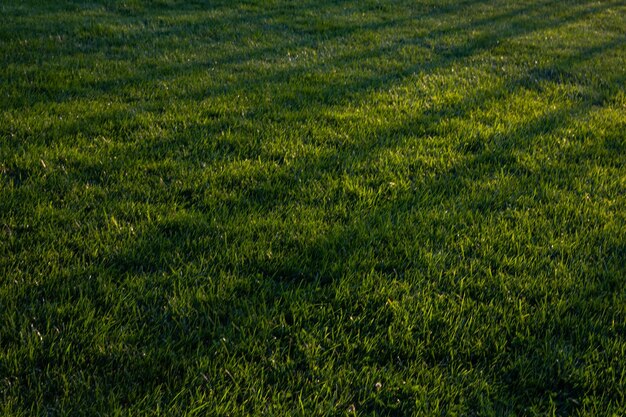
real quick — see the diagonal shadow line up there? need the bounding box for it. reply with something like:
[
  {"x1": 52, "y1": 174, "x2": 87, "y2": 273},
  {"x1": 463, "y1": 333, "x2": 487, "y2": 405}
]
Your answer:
[
  {"x1": 2, "y1": 0, "x2": 619, "y2": 115},
  {"x1": 3, "y1": 0, "x2": 620, "y2": 346},
  {"x1": 96, "y1": 31, "x2": 626, "y2": 301},
  {"x1": 81, "y1": 0, "x2": 625, "y2": 278},
  {"x1": 4, "y1": 2, "x2": 625, "y2": 412},
  {"x1": 3, "y1": 0, "x2": 622, "y2": 266},
  {"x1": 226, "y1": 32, "x2": 625, "y2": 282}
]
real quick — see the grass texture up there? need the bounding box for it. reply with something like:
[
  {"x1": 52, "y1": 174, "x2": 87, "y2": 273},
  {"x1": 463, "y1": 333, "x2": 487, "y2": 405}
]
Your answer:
[{"x1": 1, "y1": 0, "x2": 625, "y2": 415}]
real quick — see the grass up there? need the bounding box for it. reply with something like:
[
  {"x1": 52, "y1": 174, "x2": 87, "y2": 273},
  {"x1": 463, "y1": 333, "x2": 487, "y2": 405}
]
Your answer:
[{"x1": 1, "y1": 0, "x2": 625, "y2": 415}]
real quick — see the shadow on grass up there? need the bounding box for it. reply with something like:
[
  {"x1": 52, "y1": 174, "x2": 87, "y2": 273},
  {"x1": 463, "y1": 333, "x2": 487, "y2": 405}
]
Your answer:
[{"x1": 3, "y1": 0, "x2": 625, "y2": 414}]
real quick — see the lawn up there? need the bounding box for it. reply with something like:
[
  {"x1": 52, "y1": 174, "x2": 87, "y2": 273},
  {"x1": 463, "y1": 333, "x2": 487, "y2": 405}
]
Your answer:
[{"x1": 1, "y1": 0, "x2": 625, "y2": 415}]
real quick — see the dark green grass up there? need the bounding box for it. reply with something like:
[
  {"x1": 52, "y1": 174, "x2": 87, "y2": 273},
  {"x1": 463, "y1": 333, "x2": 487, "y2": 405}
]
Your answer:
[{"x1": 1, "y1": 0, "x2": 625, "y2": 415}]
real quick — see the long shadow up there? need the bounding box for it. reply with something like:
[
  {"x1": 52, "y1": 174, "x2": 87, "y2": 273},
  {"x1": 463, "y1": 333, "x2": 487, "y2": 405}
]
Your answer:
[
  {"x1": 103, "y1": 10, "x2": 624, "y2": 414},
  {"x1": 3, "y1": 0, "x2": 618, "y2": 114},
  {"x1": 3, "y1": 0, "x2": 625, "y2": 414}
]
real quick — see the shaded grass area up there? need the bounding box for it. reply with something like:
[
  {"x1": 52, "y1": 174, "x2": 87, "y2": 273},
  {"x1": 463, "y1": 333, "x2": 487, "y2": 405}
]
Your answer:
[{"x1": 1, "y1": 0, "x2": 625, "y2": 415}]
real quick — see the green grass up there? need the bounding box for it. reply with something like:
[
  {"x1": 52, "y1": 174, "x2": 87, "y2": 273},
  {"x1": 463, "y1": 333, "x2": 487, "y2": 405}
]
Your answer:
[{"x1": 1, "y1": 0, "x2": 625, "y2": 415}]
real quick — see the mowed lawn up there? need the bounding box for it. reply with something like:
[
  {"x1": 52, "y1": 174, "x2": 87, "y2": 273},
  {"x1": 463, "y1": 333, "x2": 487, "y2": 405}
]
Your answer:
[{"x1": 1, "y1": 0, "x2": 625, "y2": 415}]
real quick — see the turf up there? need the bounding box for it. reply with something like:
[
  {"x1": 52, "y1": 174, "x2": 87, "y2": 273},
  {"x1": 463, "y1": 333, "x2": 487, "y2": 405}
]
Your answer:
[{"x1": 1, "y1": 0, "x2": 625, "y2": 415}]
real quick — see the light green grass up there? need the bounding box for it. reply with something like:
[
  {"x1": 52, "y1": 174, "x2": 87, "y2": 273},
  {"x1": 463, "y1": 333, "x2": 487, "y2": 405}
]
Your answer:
[{"x1": 1, "y1": 0, "x2": 625, "y2": 415}]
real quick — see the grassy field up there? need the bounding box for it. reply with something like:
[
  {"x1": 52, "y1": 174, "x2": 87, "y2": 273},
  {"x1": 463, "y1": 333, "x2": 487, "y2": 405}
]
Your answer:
[{"x1": 1, "y1": 0, "x2": 625, "y2": 415}]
